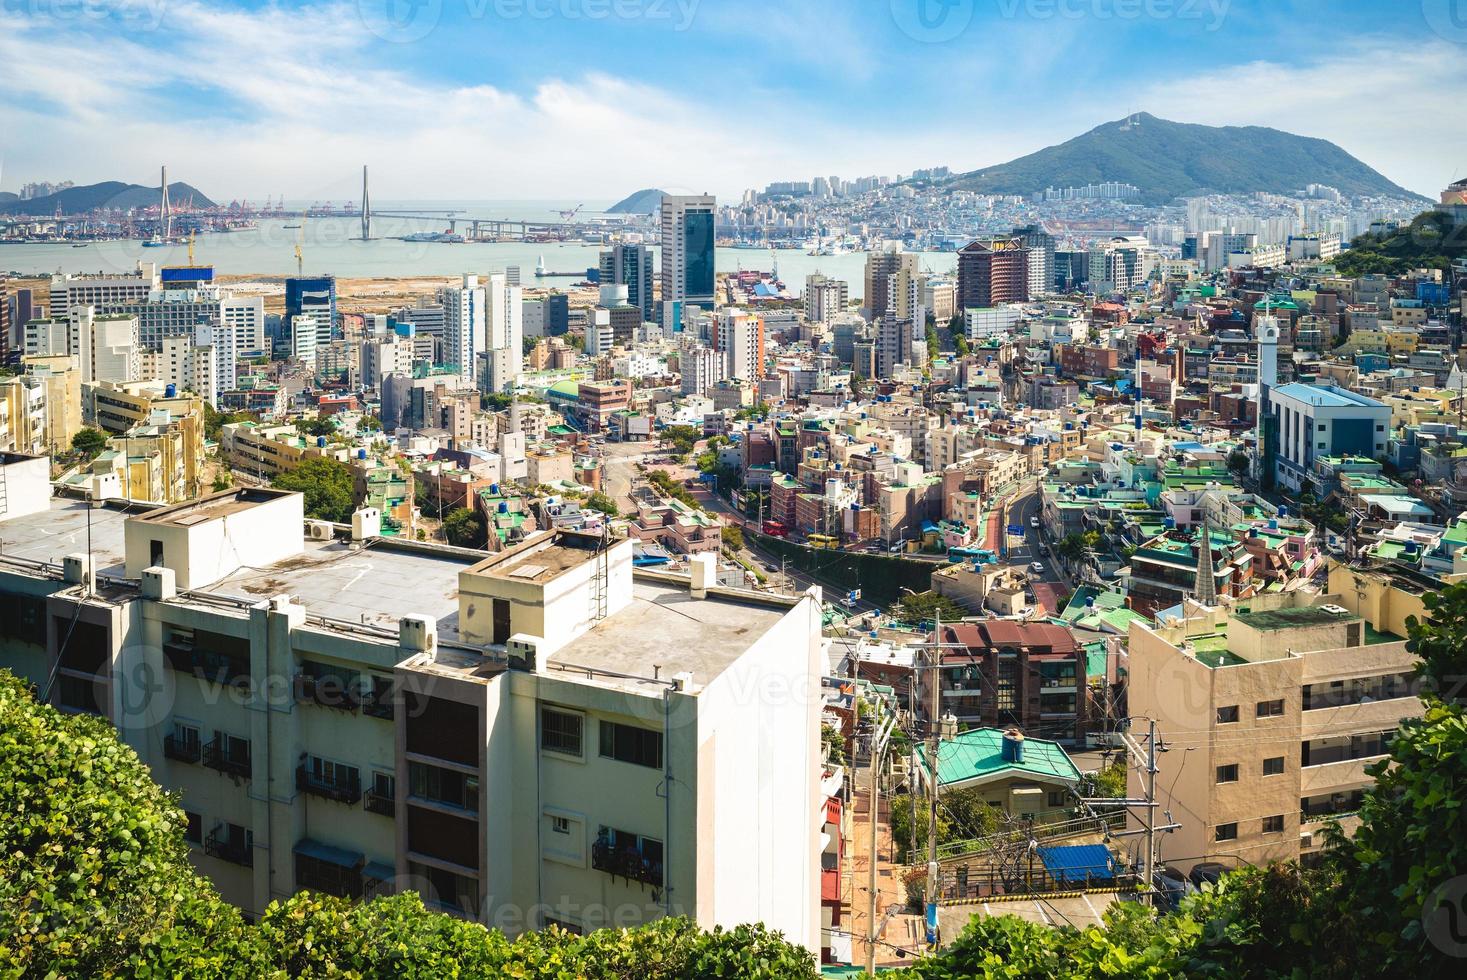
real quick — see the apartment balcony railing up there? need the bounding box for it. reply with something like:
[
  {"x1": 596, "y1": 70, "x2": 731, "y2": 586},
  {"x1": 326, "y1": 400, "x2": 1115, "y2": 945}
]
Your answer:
[
  {"x1": 202, "y1": 738, "x2": 251, "y2": 779},
  {"x1": 591, "y1": 840, "x2": 663, "y2": 888},
  {"x1": 204, "y1": 828, "x2": 253, "y2": 867},
  {"x1": 361, "y1": 689, "x2": 395, "y2": 721},
  {"x1": 296, "y1": 766, "x2": 363, "y2": 805},
  {"x1": 162, "y1": 733, "x2": 201, "y2": 764},
  {"x1": 293, "y1": 674, "x2": 360, "y2": 713},
  {"x1": 363, "y1": 788, "x2": 395, "y2": 817}
]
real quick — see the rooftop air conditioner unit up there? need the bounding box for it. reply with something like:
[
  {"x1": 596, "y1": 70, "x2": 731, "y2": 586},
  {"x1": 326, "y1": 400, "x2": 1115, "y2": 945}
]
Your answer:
[
  {"x1": 307, "y1": 521, "x2": 333, "y2": 541},
  {"x1": 1319, "y1": 604, "x2": 1350, "y2": 615}
]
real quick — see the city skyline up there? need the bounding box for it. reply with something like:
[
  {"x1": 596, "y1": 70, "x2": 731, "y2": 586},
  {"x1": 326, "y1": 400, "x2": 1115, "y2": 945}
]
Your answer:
[{"x1": 1, "y1": 0, "x2": 1465, "y2": 201}]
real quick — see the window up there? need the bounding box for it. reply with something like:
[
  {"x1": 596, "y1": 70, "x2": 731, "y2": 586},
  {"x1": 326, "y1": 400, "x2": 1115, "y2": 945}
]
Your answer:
[
  {"x1": 408, "y1": 761, "x2": 479, "y2": 812},
  {"x1": 1216, "y1": 705, "x2": 1239, "y2": 724},
  {"x1": 150, "y1": 539, "x2": 164, "y2": 566},
  {"x1": 599, "y1": 720, "x2": 663, "y2": 769},
  {"x1": 1214, "y1": 822, "x2": 1238, "y2": 842},
  {"x1": 541, "y1": 707, "x2": 584, "y2": 756},
  {"x1": 1216, "y1": 764, "x2": 1239, "y2": 783},
  {"x1": 1256, "y1": 698, "x2": 1285, "y2": 718},
  {"x1": 184, "y1": 810, "x2": 202, "y2": 844},
  {"x1": 1263, "y1": 756, "x2": 1285, "y2": 776},
  {"x1": 372, "y1": 771, "x2": 394, "y2": 797},
  {"x1": 1262, "y1": 815, "x2": 1284, "y2": 834},
  {"x1": 1317, "y1": 424, "x2": 1326, "y2": 431},
  {"x1": 552, "y1": 816, "x2": 571, "y2": 835}
]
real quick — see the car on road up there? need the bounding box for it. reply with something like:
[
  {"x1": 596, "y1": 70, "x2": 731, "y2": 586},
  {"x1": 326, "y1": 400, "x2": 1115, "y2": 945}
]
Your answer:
[
  {"x1": 1030, "y1": 562, "x2": 1045, "y2": 574},
  {"x1": 1030, "y1": 517, "x2": 1040, "y2": 529}
]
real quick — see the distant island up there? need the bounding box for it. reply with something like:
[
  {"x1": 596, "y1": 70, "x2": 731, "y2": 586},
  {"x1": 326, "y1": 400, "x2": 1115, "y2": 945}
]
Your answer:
[
  {"x1": 932, "y1": 112, "x2": 1426, "y2": 204},
  {"x1": 605, "y1": 188, "x2": 665, "y2": 214},
  {"x1": 0, "y1": 180, "x2": 217, "y2": 216}
]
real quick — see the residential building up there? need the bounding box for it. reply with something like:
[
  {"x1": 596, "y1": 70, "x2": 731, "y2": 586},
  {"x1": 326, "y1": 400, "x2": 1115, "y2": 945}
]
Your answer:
[
  {"x1": 863, "y1": 243, "x2": 917, "y2": 322},
  {"x1": 958, "y1": 238, "x2": 1029, "y2": 312},
  {"x1": 0, "y1": 491, "x2": 821, "y2": 947},
  {"x1": 803, "y1": 274, "x2": 848, "y2": 327},
  {"x1": 1127, "y1": 587, "x2": 1422, "y2": 875},
  {"x1": 1269, "y1": 383, "x2": 1391, "y2": 492},
  {"x1": 286, "y1": 276, "x2": 337, "y2": 347},
  {"x1": 600, "y1": 244, "x2": 655, "y2": 322},
  {"x1": 442, "y1": 274, "x2": 486, "y2": 383}
]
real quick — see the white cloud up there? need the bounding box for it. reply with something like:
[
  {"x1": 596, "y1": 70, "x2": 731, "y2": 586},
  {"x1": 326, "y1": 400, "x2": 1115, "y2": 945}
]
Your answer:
[{"x1": 0, "y1": 4, "x2": 1461, "y2": 201}]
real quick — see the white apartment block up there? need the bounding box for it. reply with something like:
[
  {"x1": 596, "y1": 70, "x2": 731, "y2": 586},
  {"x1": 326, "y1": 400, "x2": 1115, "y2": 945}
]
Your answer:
[
  {"x1": 0, "y1": 482, "x2": 821, "y2": 949},
  {"x1": 803, "y1": 274, "x2": 848, "y2": 326},
  {"x1": 441, "y1": 274, "x2": 487, "y2": 384},
  {"x1": 717, "y1": 308, "x2": 763, "y2": 383},
  {"x1": 679, "y1": 343, "x2": 723, "y2": 398},
  {"x1": 964, "y1": 305, "x2": 1022, "y2": 340}
]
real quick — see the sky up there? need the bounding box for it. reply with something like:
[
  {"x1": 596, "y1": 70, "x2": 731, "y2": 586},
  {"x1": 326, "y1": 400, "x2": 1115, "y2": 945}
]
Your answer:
[{"x1": 1, "y1": 0, "x2": 1464, "y2": 202}]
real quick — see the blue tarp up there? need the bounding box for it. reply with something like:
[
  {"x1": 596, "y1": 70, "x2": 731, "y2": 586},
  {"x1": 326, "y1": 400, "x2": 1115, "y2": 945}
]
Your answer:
[{"x1": 1037, "y1": 844, "x2": 1115, "y2": 885}]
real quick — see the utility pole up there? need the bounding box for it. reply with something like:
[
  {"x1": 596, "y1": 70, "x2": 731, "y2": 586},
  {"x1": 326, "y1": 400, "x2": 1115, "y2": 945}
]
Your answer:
[{"x1": 1078, "y1": 716, "x2": 1176, "y2": 906}]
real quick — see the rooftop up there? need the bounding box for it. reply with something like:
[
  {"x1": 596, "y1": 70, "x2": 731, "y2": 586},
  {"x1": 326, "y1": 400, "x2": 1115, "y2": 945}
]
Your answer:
[
  {"x1": 918, "y1": 728, "x2": 1081, "y2": 790},
  {"x1": 1272, "y1": 383, "x2": 1385, "y2": 410},
  {"x1": 1233, "y1": 604, "x2": 1356, "y2": 632}
]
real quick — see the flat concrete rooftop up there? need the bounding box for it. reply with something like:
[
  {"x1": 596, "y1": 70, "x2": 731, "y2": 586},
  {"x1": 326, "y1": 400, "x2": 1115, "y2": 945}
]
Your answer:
[
  {"x1": 546, "y1": 578, "x2": 795, "y2": 692},
  {"x1": 0, "y1": 498, "x2": 131, "y2": 576}
]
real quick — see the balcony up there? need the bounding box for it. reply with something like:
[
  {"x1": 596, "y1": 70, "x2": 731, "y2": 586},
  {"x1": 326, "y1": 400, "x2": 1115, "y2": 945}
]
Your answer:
[
  {"x1": 294, "y1": 674, "x2": 360, "y2": 713},
  {"x1": 163, "y1": 733, "x2": 201, "y2": 764},
  {"x1": 164, "y1": 641, "x2": 251, "y2": 691},
  {"x1": 361, "y1": 689, "x2": 395, "y2": 721},
  {"x1": 364, "y1": 788, "x2": 395, "y2": 817},
  {"x1": 591, "y1": 839, "x2": 663, "y2": 888},
  {"x1": 297, "y1": 766, "x2": 363, "y2": 805},
  {"x1": 1300, "y1": 756, "x2": 1385, "y2": 796},
  {"x1": 202, "y1": 738, "x2": 251, "y2": 779},
  {"x1": 204, "y1": 828, "x2": 253, "y2": 867}
]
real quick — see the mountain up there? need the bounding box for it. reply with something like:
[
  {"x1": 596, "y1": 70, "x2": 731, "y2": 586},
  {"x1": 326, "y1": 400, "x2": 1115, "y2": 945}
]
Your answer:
[
  {"x1": 937, "y1": 113, "x2": 1426, "y2": 204},
  {"x1": 0, "y1": 180, "x2": 217, "y2": 215},
  {"x1": 0, "y1": 192, "x2": 15, "y2": 204},
  {"x1": 605, "y1": 188, "x2": 665, "y2": 214}
]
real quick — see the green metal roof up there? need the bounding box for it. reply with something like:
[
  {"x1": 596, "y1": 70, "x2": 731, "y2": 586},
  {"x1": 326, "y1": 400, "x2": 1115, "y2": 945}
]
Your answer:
[{"x1": 917, "y1": 728, "x2": 1081, "y2": 790}]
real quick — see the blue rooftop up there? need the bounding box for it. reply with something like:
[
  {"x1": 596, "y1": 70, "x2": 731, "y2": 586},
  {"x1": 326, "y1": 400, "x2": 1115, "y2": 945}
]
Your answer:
[{"x1": 1273, "y1": 383, "x2": 1385, "y2": 409}]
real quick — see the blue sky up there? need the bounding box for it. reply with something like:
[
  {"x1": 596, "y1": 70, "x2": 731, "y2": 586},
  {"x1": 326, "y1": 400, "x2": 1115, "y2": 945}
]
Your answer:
[{"x1": 1, "y1": 0, "x2": 1463, "y2": 200}]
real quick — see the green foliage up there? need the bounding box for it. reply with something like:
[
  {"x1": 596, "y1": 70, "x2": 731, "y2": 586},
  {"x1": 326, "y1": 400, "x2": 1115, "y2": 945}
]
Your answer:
[
  {"x1": 1056, "y1": 531, "x2": 1102, "y2": 562},
  {"x1": 821, "y1": 723, "x2": 845, "y2": 765},
  {"x1": 442, "y1": 506, "x2": 487, "y2": 549},
  {"x1": 1226, "y1": 448, "x2": 1250, "y2": 474},
  {"x1": 721, "y1": 524, "x2": 744, "y2": 551},
  {"x1": 735, "y1": 402, "x2": 770, "y2": 420},
  {"x1": 0, "y1": 671, "x2": 820, "y2": 978},
  {"x1": 897, "y1": 590, "x2": 965, "y2": 625},
  {"x1": 480, "y1": 391, "x2": 514, "y2": 411},
  {"x1": 1404, "y1": 582, "x2": 1467, "y2": 699},
  {"x1": 941, "y1": 112, "x2": 1421, "y2": 203},
  {"x1": 659, "y1": 425, "x2": 702, "y2": 457},
  {"x1": 211, "y1": 471, "x2": 232, "y2": 492},
  {"x1": 925, "y1": 323, "x2": 941, "y2": 360},
  {"x1": 646, "y1": 469, "x2": 701, "y2": 510},
  {"x1": 889, "y1": 788, "x2": 1002, "y2": 863},
  {"x1": 1089, "y1": 760, "x2": 1128, "y2": 798},
  {"x1": 695, "y1": 449, "x2": 720, "y2": 473},
  {"x1": 0, "y1": 670, "x2": 255, "y2": 978},
  {"x1": 293, "y1": 415, "x2": 337, "y2": 438},
  {"x1": 203, "y1": 404, "x2": 256, "y2": 442},
  {"x1": 358, "y1": 413, "x2": 382, "y2": 432},
  {"x1": 1331, "y1": 209, "x2": 1466, "y2": 278},
  {"x1": 70, "y1": 426, "x2": 109, "y2": 457},
  {"x1": 271, "y1": 456, "x2": 357, "y2": 523},
  {"x1": 586, "y1": 491, "x2": 620, "y2": 517}
]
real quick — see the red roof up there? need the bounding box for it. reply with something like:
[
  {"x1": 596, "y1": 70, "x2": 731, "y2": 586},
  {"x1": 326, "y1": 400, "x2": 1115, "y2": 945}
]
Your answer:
[{"x1": 937, "y1": 621, "x2": 1079, "y2": 658}]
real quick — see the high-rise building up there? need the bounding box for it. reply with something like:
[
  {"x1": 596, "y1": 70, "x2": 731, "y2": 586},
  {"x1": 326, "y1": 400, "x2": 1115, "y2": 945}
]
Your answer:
[
  {"x1": 957, "y1": 238, "x2": 1029, "y2": 311},
  {"x1": 481, "y1": 272, "x2": 523, "y2": 393},
  {"x1": 715, "y1": 308, "x2": 764, "y2": 383},
  {"x1": 802, "y1": 273, "x2": 848, "y2": 326},
  {"x1": 599, "y1": 243, "x2": 655, "y2": 322},
  {"x1": 660, "y1": 194, "x2": 716, "y2": 331},
  {"x1": 543, "y1": 293, "x2": 569, "y2": 337},
  {"x1": 441, "y1": 274, "x2": 486, "y2": 382},
  {"x1": 863, "y1": 243, "x2": 917, "y2": 321},
  {"x1": 1010, "y1": 225, "x2": 1055, "y2": 300},
  {"x1": 679, "y1": 342, "x2": 723, "y2": 397},
  {"x1": 285, "y1": 276, "x2": 337, "y2": 347},
  {"x1": 875, "y1": 312, "x2": 915, "y2": 379}
]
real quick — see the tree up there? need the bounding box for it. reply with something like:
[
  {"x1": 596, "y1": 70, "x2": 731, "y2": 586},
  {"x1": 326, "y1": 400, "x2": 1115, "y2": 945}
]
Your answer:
[
  {"x1": 586, "y1": 491, "x2": 620, "y2": 517},
  {"x1": 212, "y1": 471, "x2": 232, "y2": 492},
  {"x1": 896, "y1": 590, "x2": 965, "y2": 625},
  {"x1": 0, "y1": 670, "x2": 822, "y2": 978},
  {"x1": 71, "y1": 426, "x2": 108, "y2": 458},
  {"x1": 1403, "y1": 582, "x2": 1467, "y2": 700},
  {"x1": 1227, "y1": 448, "x2": 1250, "y2": 474},
  {"x1": 0, "y1": 670, "x2": 255, "y2": 978},
  {"x1": 293, "y1": 416, "x2": 336, "y2": 438},
  {"x1": 271, "y1": 456, "x2": 357, "y2": 523},
  {"x1": 659, "y1": 425, "x2": 702, "y2": 457},
  {"x1": 721, "y1": 525, "x2": 744, "y2": 551},
  {"x1": 442, "y1": 507, "x2": 487, "y2": 549},
  {"x1": 203, "y1": 404, "x2": 256, "y2": 442}
]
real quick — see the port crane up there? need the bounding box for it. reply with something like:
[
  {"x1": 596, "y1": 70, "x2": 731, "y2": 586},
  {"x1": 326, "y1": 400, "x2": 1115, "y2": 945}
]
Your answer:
[{"x1": 557, "y1": 203, "x2": 584, "y2": 222}]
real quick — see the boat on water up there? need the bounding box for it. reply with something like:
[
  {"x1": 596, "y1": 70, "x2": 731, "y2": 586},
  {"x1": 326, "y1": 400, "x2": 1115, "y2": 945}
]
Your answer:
[
  {"x1": 141, "y1": 236, "x2": 175, "y2": 248},
  {"x1": 283, "y1": 224, "x2": 302, "y2": 229}
]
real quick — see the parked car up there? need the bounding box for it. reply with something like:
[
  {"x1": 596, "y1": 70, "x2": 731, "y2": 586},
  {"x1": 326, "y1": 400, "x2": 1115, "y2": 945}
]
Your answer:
[{"x1": 1030, "y1": 562, "x2": 1045, "y2": 574}]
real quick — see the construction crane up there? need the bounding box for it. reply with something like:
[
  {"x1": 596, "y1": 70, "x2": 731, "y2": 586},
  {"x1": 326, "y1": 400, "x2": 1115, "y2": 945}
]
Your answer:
[
  {"x1": 294, "y1": 219, "x2": 306, "y2": 275},
  {"x1": 557, "y1": 203, "x2": 584, "y2": 222},
  {"x1": 187, "y1": 230, "x2": 196, "y2": 266}
]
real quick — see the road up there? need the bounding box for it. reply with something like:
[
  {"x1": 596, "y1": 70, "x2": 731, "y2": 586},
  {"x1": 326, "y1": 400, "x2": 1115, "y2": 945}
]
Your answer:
[{"x1": 987, "y1": 479, "x2": 1071, "y2": 617}]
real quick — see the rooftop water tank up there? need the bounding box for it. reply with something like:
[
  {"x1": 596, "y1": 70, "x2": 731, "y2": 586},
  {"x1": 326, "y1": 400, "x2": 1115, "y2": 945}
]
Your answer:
[
  {"x1": 316, "y1": 436, "x2": 327, "y2": 448},
  {"x1": 165, "y1": 383, "x2": 177, "y2": 398},
  {"x1": 358, "y1": 449, "x2": 367, "y2": 460},
  {"x1": 498, "y1": 502, "x2": 508, "y2": 514},
  {"x1": 490, "y1": 483, "x2": 500, "y2": 495}
]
